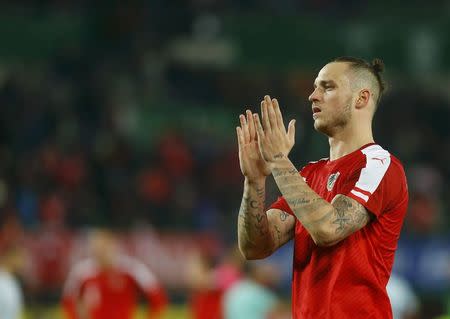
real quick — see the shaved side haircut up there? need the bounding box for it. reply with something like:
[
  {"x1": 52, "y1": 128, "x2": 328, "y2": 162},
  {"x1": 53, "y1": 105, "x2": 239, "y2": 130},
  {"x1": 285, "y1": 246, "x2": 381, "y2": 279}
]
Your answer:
[{"x1": 333, "y1": 56, "x2": 386, "y2": 107}]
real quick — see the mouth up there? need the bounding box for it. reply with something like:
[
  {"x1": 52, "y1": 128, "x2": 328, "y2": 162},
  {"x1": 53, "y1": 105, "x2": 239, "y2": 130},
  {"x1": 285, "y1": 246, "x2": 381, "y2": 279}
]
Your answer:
[{"x1": 312, "y1": 106, "x2": 321, "y2": 118}]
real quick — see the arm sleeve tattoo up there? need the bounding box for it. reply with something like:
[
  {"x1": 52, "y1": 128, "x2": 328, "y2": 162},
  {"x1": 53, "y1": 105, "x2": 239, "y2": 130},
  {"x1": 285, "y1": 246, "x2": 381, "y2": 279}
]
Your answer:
[
  {"x1": 238, "y1": 179, "x2": 295, "y2": 258},
  {"x1": 270, "y1": 157, "x2": 371, "y2": 246}
]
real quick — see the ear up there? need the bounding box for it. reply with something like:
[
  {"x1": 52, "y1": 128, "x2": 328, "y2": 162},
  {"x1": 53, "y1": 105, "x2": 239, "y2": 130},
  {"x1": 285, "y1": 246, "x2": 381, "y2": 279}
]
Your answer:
[{"x1": 355, "y1": 89, "x2": 371, "y2": 109}]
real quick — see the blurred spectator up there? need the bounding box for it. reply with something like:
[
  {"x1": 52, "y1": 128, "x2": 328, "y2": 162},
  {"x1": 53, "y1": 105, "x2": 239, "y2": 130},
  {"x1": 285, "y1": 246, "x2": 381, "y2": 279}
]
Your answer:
[
  {"x1": 223, "y1": 261, "x2": 289, "y2": 319},
  {"x1": 61, "y1": 229, "x2": 167, "y2": 319},
  {"x1": 387, "y1": 272, "x2": 420, "y2": 319},
  {"x1": 406, "y1": 192, "x2": 441, "y2": 235}
]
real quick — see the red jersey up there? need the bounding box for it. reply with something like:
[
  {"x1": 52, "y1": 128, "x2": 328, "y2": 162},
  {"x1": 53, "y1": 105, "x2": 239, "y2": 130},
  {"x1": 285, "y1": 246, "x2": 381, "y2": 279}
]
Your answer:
[
  {"x1": 62, "y1": 256, "x2": 167, "y2": 319},
  {"x1": 270, "y1": 143, "x2": 408, "y2": 319},
  {"x1": 190, "y1": 290, "x2": 223, "y2": 319}
]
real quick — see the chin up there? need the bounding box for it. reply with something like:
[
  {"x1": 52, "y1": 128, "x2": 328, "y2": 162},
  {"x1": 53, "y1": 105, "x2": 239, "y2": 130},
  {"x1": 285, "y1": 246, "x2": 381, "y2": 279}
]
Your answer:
[
  {"x1": 313, "y1": 120, "x2": 325, "y2": 132},
  {"x1": 314, "y1": 120, "x2": 332, "y2": 136}
]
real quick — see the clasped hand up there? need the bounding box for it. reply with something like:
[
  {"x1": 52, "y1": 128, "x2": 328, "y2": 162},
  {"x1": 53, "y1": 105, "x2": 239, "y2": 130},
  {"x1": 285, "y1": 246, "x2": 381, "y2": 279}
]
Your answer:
[{"x1": 236, "y1": 95, "x2": 296, "y2": 179}]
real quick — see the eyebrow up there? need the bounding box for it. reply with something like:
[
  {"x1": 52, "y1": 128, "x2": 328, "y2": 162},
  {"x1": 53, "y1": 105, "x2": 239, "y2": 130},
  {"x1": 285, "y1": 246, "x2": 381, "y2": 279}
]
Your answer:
[{"x1": 313, "y1": 80, "x2": 337, "y2": 88}]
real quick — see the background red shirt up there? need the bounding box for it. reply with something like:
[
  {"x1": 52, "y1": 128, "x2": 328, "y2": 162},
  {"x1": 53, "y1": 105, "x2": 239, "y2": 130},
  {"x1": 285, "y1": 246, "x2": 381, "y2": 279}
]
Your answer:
[{"x1": 62, "y1": 256, "x2": 167, "y2": 319}]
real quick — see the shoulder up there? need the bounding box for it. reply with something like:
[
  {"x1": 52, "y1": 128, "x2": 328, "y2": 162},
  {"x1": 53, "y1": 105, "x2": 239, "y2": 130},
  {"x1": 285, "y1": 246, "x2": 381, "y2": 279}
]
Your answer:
[
  {"x1": 350, "y1": 144, "x2": 408, "y2": 208},
  {"x1": 116, "y1": 255, "x2": 158, "y2": 288},
  {"x1": 352, "y1": 144, "x2": 405, "y2": 177},
  {"x1": 63, "y1": 258, "x2": 99, "y2": 295},
  {"x1": 69, "y1": 258, "x2": 99, "y2": 279},
  {"x1": 360, "y1": 144, "x2": 406, "y2": 179}
]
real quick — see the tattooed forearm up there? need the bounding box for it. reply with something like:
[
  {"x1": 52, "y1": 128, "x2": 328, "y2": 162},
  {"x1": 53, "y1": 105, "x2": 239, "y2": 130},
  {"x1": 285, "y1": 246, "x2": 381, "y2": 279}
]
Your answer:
[
  {"x1": 270, "y1": 158, "x2": 370, "y2": 246},
  {"x1": 238, "y1": 177, "x2": 297, "y2": 257},
  {"x1": 273, "y1": 225, "x2": 282, "y2": 245},
  {"x1": 273, "y1": 153, "x2": 285, "y2": 159},
  {"x1": 238, "y1": 179, "x2": 272, "y2": 255},
  {"x1": 331, "y1": 195, "x2": 370, "y2": 235},
  {"x1": 238, "y1": 194, "x2": 266, "y2": 234},
  {"x1": 272, "y1": 167, "x2": 298, "y2": 178},
  {"x1": 256, "y1": 187, "x2": 265, "y2": 197}
]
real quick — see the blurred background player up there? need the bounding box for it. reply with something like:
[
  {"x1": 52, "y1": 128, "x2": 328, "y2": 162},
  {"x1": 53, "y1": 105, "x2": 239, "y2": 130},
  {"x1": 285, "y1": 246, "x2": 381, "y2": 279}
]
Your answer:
[
  {"x1": 61, "y1": 229, "x2": 167, "y2": 319},
  {"x1": 186, "y1": 246, "x2": 243, "y2": 319},
  {"x1": 387, "y1": 272, "x2": 420, "y2": 319},
  {"x1": 0, "y1": 243, "x2": 25, "y2": 319},
  {"x1": 0, "y1": 216, "x2": 25, "y2": 319}
]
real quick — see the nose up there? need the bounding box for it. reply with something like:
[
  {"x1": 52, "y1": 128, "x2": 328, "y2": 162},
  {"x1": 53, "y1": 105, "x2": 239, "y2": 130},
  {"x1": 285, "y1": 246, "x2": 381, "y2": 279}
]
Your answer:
[{"x1": 308, "y1": 88, "x2": 320, "y2": 102}]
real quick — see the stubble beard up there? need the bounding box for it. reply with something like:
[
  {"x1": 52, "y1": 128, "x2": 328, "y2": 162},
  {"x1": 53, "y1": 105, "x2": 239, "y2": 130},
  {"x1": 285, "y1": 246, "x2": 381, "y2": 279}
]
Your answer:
[{"x1": 314, "y1": 102, "x2": 352, "y2": 137}]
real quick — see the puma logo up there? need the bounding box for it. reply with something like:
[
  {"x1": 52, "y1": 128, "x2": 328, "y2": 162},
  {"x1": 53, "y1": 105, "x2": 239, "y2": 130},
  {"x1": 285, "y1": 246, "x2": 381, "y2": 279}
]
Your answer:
[{"x1": 371, "y1": 157, "x2": 386, "y2": 164}]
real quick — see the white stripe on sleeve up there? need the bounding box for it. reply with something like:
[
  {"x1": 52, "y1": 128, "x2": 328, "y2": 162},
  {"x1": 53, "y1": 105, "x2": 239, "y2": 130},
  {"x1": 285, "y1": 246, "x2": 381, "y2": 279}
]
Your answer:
[
  {"x1": 118, "y1": 256, "x2": 158, "y2": 290},
  {"x1": 352, "y1": 145, "x2": 391, "y2": 202},
  {"x1": 350, "y1": 190, "x2": 369, "y2": 202}
]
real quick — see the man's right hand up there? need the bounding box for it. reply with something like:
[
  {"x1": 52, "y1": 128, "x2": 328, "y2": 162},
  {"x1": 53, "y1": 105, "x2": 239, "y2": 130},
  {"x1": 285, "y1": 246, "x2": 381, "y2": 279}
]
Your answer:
[{"x1": 236, "y1": 109, "x2": 271, "y2": 181}]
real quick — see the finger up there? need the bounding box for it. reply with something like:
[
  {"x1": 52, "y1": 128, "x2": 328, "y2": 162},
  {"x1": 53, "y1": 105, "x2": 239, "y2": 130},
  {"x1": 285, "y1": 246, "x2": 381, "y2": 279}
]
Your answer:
[
  {"x1": 239, "y1": 114, "x2": 250, "y2": 143},
  {"x1": 236, "y1": 126, "x2": 244, "y2": 151},
  {"x1": 272, "y1": 98, "x2": 285, "y2": 133},
  {"x1": 246, "y1": 110, "x2": 256, "y2": 141},
  {"x1": 253, "y1": 113, "x2": 265, "y2": 139},
  {"x1": 261, "y1": 100, "x2": 271, "y2": 132},
  {"x1": 265, "y1": 95, "x2": 278, "y2": 130},
  {"x1": 287, "y1": 119, "x2": 296, "y2": 144}
]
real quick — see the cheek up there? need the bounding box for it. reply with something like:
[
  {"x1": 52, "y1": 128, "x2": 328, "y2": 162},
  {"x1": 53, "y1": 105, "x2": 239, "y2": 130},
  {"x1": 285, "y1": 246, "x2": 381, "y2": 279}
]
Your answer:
[
  {"x1": 325, "y1": 92, "x2": 351, "y2": 108},
  {"x1": 324, "y1": 89, "x2": 338, "y2": 99}
]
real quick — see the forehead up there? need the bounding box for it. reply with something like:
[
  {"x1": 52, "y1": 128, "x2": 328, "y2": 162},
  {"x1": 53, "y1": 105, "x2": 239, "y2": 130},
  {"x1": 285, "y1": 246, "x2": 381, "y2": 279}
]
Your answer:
[{"x1": 314, "y1": 62, "x2": 351, "y2": 85}]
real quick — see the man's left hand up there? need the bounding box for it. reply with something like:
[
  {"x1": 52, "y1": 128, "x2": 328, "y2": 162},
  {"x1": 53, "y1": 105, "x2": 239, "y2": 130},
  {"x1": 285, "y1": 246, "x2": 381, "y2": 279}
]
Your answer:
[{"x1": 253, "y1": 95, "x2": 296, "y2": 167}]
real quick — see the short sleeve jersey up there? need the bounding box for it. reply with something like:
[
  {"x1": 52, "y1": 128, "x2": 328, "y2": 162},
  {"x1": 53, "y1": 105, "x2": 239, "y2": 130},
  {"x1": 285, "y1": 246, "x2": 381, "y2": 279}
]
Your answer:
[
  {"x1": 62, "y1": 256, "x2": 167, "y2": 319},
  {"x1": 269, "y1": 143, "x2": 408, "y2": 319}
]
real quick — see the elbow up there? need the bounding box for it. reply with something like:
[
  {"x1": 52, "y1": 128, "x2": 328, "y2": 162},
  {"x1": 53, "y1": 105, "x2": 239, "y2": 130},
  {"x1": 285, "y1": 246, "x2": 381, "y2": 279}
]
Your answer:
[
  {"x1": 311, "y1": 228, "x2": 340, "y2": 247},
  {"x1": 241, "y1": 251, "x2": 272, "y2": 260},
  {"x1": 238, "y1": 243, "x2": 273, "y2": 260},
  {"x1": 240, "y1": 251, "x2": 261, "y2": 260}
]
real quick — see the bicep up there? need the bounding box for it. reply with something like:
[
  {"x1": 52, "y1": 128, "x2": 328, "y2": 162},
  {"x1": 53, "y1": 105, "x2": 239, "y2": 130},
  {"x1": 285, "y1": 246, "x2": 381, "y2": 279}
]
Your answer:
[
  {"x1": 328, "y1": 194, "x2": 372, "y2": 243},
  {"x1": 266, "y1": 208, "x2": 295, "y2": 251}
]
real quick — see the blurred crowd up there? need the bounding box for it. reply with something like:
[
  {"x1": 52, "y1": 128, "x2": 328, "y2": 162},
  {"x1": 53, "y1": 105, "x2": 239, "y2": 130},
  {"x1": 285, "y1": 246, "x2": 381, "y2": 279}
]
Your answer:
[{"x1": 0, "y1": 1, "x2": 449, "y2": 318}]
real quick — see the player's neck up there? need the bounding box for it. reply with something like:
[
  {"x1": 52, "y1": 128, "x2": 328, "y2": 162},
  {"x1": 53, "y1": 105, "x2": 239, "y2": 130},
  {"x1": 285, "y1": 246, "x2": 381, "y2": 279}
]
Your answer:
[{"x1": 328, "y1": 124, "x2": 374, "y2": 161}]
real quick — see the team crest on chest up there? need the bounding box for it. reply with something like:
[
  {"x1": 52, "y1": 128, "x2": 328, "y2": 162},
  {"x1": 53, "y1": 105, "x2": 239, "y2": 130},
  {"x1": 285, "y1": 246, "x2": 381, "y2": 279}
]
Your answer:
[{"x1": 327, "y1": 172, "x2": 340, "y2": 191}]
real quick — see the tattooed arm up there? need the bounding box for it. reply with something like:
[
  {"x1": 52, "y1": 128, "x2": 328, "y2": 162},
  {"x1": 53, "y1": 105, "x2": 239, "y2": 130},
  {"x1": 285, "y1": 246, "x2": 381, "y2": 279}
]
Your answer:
[
  {"x1": 251, "y1": 96, "x2": 371, "y2": 247},
  {"x1": 238, "y1": 178, "x2": 295, "y2": 259},
  {"x1": 270, "y1": 157, "x2": 371, "y2": 247}
]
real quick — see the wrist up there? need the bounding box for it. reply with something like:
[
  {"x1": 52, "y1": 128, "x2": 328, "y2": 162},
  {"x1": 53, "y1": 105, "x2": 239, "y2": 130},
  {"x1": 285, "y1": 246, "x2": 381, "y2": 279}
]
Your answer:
[{"x1": 268, "y1": 155, "x2": 291, "y2": 171}]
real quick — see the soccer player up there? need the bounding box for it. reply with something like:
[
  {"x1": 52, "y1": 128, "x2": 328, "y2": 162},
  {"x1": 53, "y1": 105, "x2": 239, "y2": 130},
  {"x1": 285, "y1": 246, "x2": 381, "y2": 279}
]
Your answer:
[
  {"x1": 387, "y1": 272, "x2": 420, "y2": 319},
  {"x1": 186, "y1": 247, "x2": 243, "y2": 319},
  {"x1": 61, "y1": 229, "x2": 167, "y2": 319},
  {"x1": 236, "y1": 57, "x2": 408, "y2": 318}
]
